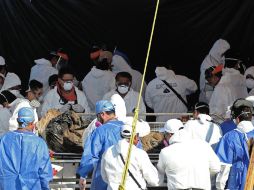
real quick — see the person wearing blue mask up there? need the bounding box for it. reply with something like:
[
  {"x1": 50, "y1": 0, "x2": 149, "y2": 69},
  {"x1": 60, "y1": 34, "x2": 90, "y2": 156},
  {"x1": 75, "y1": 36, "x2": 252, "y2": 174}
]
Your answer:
[
  {"x1": 77, "y1": 100, "x2": 124, "y2": 190},
  {"x1": 216, "y1": 99, "x2": 254, "y2": 190},
  {"x1": 0, "y1": 107, "x2": 53, "y2": 190}
]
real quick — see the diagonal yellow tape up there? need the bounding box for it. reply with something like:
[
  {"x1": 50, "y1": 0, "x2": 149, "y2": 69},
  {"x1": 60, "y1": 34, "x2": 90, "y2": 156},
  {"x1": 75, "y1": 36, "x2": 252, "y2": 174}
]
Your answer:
[{"x1": 118, "y1": 0, "x2": 160, "y2": 189}]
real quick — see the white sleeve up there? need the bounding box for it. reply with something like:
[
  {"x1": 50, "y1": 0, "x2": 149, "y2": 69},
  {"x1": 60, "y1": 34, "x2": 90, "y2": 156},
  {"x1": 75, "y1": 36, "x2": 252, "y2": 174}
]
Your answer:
[
  {"x1": 77, "y1": 90, "x2": 91, "y2": 113},
  {"x1": 140, "y1": 151, "x2": 159, "y2": 186},
  {"x1": 207, "y1": 145, "x2": 221, "y2": 174},
  {"x1": 145, "y1": 85, "x2": 153, "y2": 109},
  {"x1": 182, "y1": 76, "x2": 198, "y2": 95},
  {"x1": 41, "y1": 93, "x2": 52, "y2": 117},
  {"x1": 101, "y1": 153, "x2": 109, "y2": 184},
  {"x1": 139, "y1": 97, "x2": 146, "y2": 120},
  {"x1": 157, "y1": 151, "x2": 166, "y2": 185},
  {"x1": 216, "y1": 163, "x2": 232, "y2": 190}
]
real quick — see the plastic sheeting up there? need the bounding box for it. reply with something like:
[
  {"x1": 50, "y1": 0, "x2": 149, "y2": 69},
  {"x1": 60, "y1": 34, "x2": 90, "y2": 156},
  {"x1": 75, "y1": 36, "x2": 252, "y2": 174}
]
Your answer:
[{"x1": 0, "y1": 0, "x2": 254, "y2": 88}]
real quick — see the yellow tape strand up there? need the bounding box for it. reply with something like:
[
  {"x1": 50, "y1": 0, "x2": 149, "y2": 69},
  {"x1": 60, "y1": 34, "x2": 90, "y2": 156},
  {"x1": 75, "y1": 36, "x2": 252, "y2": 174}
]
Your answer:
[{"x1": 118, "y1": 0, "x2": 160, "y2": 189}]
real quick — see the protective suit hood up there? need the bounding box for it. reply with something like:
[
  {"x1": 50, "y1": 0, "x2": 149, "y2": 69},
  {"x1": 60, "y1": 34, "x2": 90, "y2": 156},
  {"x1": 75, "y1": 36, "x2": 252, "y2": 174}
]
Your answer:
[
  {"x1": 122, "y1": 116, "x2": 150, "y2": 137},
  {"x1": 169, "y1": 129, "x2": 191, "y2": 145},
  {"x1": 90, "y1": 66, "x2": 109, "y2": 78},
  {"x1": 197, "y1": 114, "x2": 212, "y2": 124},
  {"x1": 110, "y1": 93, "x2": 127, "y2": 121},
  {"x1": 1, "y1": 73, "x2": 21, "y2": 91},
  {"x1": 111, "y1": 54, "x2": 132, "y2": 73},
  {"x1": 209, "y1": 39, "x2": 230, "y2": 63},
  {"x1": 155, "y1": 67, "x2": 176, "y2": 81},
  {"x1": 237, "y1": 120, "x2": 254, "y2": 134},
  {"x1": 34, "y1": 58, "x2": 52, "y2": 66},
  {"x1": 220, "y1": 68, "x2": 244, "y2": 86},
  {"x1": 115, "y1": 139, "x2": 133, "y2": 158}
]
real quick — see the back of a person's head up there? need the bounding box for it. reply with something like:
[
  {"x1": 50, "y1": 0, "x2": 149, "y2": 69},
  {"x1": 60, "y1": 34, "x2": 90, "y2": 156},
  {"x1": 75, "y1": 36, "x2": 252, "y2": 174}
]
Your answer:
[
  {"x1": 194, "y1": 102, "x2": 210, "y2": 115},
  {"x1": 0, "y1": 90, "x2": 17, "y2": 105},
  {"x1": 58, "y1": 66, "x2": 75, "y2": 78},
  {"x1": 231, "y1": 98, "x2": 253, "y2": 121},
  {"x1": 205, "y1": 66, "x2": 222, "y2": 80},
  {"x1": 29, "y1": 80, "x2": 43, "y2": 91},
  {"x1": 115, "y1": 72, "x2": 132, "y2": 82},
  {"x1": 48, "y1": 74, "x2": 58, "y2": 86}
]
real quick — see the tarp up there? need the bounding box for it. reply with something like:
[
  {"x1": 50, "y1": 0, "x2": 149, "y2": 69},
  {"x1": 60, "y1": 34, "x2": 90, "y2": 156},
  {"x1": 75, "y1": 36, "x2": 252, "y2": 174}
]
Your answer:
[{"x1": 0, "y1": 0, "x2": 253, "y2": 86}]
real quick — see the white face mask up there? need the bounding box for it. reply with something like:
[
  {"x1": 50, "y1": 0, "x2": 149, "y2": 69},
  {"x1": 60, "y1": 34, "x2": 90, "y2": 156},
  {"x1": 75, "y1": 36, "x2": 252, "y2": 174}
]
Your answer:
[
  {"x1": 246, "y1": 78, "x2": 254, "y2": 89},
  {"x1": 117, "y1": 85, "x2": 129, "y2": 94},
  {"x1": 63, "y1": 81, "x2": 73, "y2": 91}
]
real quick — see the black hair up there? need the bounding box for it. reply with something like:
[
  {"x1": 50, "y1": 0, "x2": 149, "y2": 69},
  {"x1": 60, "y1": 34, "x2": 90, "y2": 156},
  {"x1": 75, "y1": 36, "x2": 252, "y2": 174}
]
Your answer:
[
  {"x1": 29, "y1": 80, "x2": 43, "y2": 91},
  {"x1": 58, "y1": 66, "x2": 75, "y2": 79},
  {"x1": 95, "y1": 59, "x2": 111, "y2": 70},
  {"x1": 235, "y1": 106, "x2": 252, "y2": 122},
  {"x1": 231, "y1": 98, "x2": 253, "y2": 119},
  {"x1": 205, "y1": 66, "x2": 222, "y2": 80},
  {"x1": 194, "y1": 102, "x2": 210, "y2": 115},
  {"x1": 115, "y1": 72, "x2": 132, "y2": 82},
  {"x1": 48, "y1": 74, "x2": 58, "y2": 86},
  {"x1": 0, "y1": 90, "x2": 16, "y2": 105},
  {"x1": 105, "y1": 110, "x2": 115, "y2": 115}
]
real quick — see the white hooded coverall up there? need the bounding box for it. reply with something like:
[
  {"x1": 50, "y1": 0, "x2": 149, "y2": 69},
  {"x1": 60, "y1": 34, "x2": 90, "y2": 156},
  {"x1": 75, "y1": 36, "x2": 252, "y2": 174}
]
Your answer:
[
  {"x1": 101, "y1": 139, "x2": 159, "y2": 190},
  {"x1": 82, "y1": 67, "x2": 115, "y2": 111},
  {"x1": 41, "y1": 86, "x2": 90, "y2": 117},
  {"x1": 209, "y1": 68, "x2": 248, "y2": 119},
  {"x1": 157, "y1": 130, "x2": 221, "y2": 190},
  {"x1": 145, "y1": 68, "x2": 197, "y2": 122},
  {"x1": 199, "y1": 39, "x2": 230, "y2": 103},
  {"x1": 184, "y1": 114, "x2": 222, "y2": 150},
  {"x1": 103, "y1": 88, "x2": 146, "y2": 120},
  {"x1": 29, "y1": 58, "x2": 58, "y2": 97},
  {"x1": 111, "y1": 54, "x2": 147, "y2": 98}
]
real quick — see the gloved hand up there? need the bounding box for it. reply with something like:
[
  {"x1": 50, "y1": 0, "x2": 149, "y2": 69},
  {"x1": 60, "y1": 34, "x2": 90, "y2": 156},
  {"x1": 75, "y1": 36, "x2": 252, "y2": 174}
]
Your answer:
[
  {"x1": 72, "y1": 104, "x2": 85, "y2": 113},
  {"x1": 59, "y1": 104, "x2": 71, "y2": 113}
]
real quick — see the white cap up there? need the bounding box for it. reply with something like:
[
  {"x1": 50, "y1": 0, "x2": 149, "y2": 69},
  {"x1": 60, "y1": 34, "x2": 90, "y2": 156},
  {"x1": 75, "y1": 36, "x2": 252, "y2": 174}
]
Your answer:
[
  {"x1": 122, "y1": 116, "x2": 150, "y2": 137},
  {"x1": 1, "y1": 73, "x2": 21, "y2": 91},
  {"x1": 121, "y1": 124, "x2": 133, "y2": 139},
  {"x1": 0, "y1": 56, "x2": 6, "y2": 66},
  {"x1": 160, "y1": 119, "x2": 184, "y2": 133}
]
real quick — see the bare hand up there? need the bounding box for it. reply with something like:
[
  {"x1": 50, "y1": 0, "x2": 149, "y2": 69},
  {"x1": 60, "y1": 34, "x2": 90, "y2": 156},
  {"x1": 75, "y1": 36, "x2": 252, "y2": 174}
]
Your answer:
[{"x1": 79, "y1": 178, "x2": 86, "y2": 190}]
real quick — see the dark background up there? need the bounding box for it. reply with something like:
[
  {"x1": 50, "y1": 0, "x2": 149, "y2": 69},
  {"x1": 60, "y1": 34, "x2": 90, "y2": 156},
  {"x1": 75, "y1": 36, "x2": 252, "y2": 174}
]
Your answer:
[{"x1": 0, "y1": 0, "x2": 254, "y2": 89}]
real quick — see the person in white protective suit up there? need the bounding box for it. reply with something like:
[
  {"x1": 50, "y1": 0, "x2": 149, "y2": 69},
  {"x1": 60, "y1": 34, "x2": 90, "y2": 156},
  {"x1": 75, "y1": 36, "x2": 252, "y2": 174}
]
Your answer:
[
  {"x1": 159, "y1": 118, "x2": 184, "y2": 148},
  {"x1": 29, "y1": 49, "x2": 69, "y2": 97},
  {"x1": 157, "y1": 129, "x2": 221, "y2": 190},
  {"x1": 111, "y1": 50, "x2": 147, "y2": 98},
  {"x1": 199, "y1": 39, "x2": 230, "y2": 103},
  {"x1": 0, "y1": 91, "x2": 14, "y2": 136},
  {"x1": 0, "y1": 72, "x2": 23, "y2": 98},
  {"x1": 184, "y1": 102, "x2": 222, "y2": 150},
  {"x1": 244, "y1": 66, "x2": 254, "y2": 96},
  {"x1": 103, "y1": 72, "x2": 146, "y2": 120},
  {"x1": 82, "y1": 47, "x2": 115, "y2": 111},
  {"x1": 145, "y1": 66, "x2": 197, "y2": 122},
  {"x1": 208, "y1": 59, "x2": 248, "y2": 119},
  {"x1": 41, "y1": 66, "x2": 90, "y2": 117},
  {"x1": 101, "y1": 123, "x2": 159, "y2": 190},
  {"x1": 82, "y1": 94, "x2": 150, "y2": 146}
]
